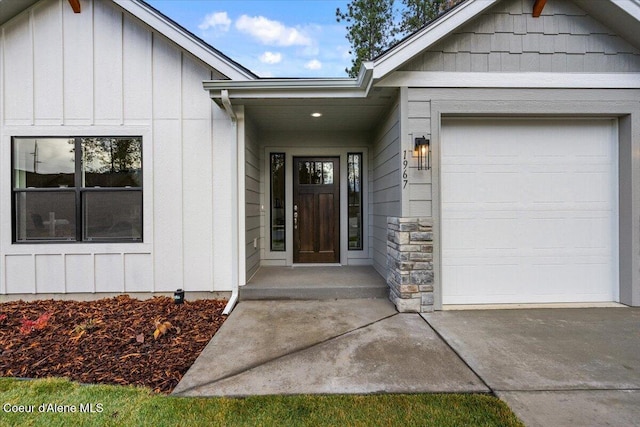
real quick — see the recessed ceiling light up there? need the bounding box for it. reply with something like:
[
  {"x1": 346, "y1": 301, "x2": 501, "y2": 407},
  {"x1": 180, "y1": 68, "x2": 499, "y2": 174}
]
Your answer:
[{"x1": 311, "y1": 112, "x2": 322, "y2": 118}]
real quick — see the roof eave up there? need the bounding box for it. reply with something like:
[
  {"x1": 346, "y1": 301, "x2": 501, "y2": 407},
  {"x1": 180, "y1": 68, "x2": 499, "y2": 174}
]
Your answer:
[
  {"x1": 203, "y1": 62, "x2": 374, "y2": 100},
  {"x1": 372, "y1": 0, "x2": 500, "y2": 79},
  {"x1": 113, "y1": 0, "x2": 257, "y2": 81},
  {"x1": 610, "y1": 0, "x2": 640, "y2": 20}
]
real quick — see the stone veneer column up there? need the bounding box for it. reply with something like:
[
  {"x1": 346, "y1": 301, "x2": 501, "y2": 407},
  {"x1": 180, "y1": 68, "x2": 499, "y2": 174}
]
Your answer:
[{"x1": 387, "y1": 217, "x2": 434, "y2": 312}]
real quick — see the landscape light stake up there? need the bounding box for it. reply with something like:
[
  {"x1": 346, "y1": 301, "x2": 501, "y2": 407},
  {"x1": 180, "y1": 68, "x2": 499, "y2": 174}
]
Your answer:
[{"x1": 174, "y1": 289, "x2": 184, "y2": 304}]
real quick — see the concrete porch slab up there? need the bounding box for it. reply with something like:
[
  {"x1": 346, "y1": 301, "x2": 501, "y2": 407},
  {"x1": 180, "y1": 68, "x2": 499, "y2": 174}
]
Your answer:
[
  {"x1": 173, "y1": 299, "x2": 488, "y2": 397},
  {"x1": 422, "y1": 308, "x2": 640, "y2": 391},
  {"x1": 241, "y1": 266, "x2": 388, "y2": 300}
]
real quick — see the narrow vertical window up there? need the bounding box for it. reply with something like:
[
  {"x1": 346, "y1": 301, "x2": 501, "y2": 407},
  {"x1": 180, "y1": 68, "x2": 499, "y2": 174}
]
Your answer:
[
  {"x1": 270, "y1": 153, "x2": 286, "y2": 251},
  {"x1": 348, "y1": 153, "x2": 363, "y2": 250}
]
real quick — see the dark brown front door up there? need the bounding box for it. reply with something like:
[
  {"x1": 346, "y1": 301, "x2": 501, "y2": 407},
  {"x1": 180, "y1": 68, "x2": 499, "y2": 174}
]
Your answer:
[{"x1": 293, "y1": 157, "x2": 340, "y2": 263}]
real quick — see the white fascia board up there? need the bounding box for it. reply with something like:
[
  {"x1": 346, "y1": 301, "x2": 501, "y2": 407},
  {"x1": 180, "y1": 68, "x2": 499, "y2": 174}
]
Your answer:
[
  {"x1": 376, "y1": 71, "x2": 640, "y2": 88},
  {"x1": 610, "y1": 0, "x2": 640, "y2": 20},
  {"x1": 113, "y1": 0, "x2": 255, "y2": 81},
  {"x1": 204, "y1": 63, "x2": 374, "y2": 99},
  {"x1": 373, "y1": 0, "x2": 500, "y2": 79}
]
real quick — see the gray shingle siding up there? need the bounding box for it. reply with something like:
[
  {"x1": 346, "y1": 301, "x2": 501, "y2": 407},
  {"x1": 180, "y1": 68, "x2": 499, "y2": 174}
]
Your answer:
[{"x1": 401, "y1": 0, "x2": 640, "y2": 73}]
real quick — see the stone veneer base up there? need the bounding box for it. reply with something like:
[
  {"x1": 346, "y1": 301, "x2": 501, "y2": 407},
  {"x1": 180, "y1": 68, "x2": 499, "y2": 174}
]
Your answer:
[{"x1": 387, "y1": 217, "x2": 434, "y2": 313}]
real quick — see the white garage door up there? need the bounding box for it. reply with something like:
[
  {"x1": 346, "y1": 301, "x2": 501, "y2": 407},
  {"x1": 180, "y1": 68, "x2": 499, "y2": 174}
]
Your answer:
[{"x1": 441, "y1": 118, "x2": 618, "y2": 305}]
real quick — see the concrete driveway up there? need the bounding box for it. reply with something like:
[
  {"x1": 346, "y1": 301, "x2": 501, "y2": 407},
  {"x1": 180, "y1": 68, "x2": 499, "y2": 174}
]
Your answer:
[{"x1": 423, "y1": 308, "x2": 640, "y2": 427}]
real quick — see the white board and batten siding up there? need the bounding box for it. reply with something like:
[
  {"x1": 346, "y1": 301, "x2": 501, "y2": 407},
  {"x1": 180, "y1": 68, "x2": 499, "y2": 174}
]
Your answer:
[{"x1": 0, "y1": 0, "x2": 231, "y2": 295}]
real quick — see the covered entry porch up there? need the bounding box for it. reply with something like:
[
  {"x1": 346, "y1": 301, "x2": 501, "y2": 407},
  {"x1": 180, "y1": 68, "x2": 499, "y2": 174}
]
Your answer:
[
  {"x1": 204, "y1": 66, "x2": 401, "y2": 305},
  {"x1": 241, "y1": 266, "x2": 387, "y2": 300}
]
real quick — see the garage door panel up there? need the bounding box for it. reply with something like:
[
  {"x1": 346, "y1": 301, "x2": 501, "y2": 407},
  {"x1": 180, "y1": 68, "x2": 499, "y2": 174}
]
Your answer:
[
  {"x1": 572, "y1": 173, "x2": 613, "y2": 202},
  {"x1": 443, "y1": 262, "x2": 520, "y2": 299},
  {"x1": 442, "y1": 172, "x2": 478, "y2": 202},
  {"x1": 570, "y1": 217, "x2": 612, "y2": 248},
  {"x1": 441, "y1": 118, "x2": 618, "y2": 305},
  {"x1": 527, "y1": 218, "x2": 572, "y2": 249},
  {"x1": 480, "y1": 219, "x2": 520, "y2": 249},
  {"x1": 530, "y1": 173, "x2": 578, "y2": 202},
  {"x1": 481, "y1": 173, "x2": 520, "y2": 202}
]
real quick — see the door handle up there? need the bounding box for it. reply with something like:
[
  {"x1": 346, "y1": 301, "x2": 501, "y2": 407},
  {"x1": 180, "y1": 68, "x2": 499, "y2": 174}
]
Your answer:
[{"x1": 294, "y1": 204, "x2": 298, "y2": 229}]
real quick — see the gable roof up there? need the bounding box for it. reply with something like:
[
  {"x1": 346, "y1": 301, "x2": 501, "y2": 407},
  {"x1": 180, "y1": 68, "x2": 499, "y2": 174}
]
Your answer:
[
  {"x1": 0, "y1": 0, "x2": 257, "y2": 81},
  {"x1": 114, "y1": 0, "x2": 256, "y2": 80},
  {"x1": 204, "y1": 0, "x2": 640, "y2": 105},
  {"x1": 373, "y1": 0, "x2": 640, "y2": 79}
]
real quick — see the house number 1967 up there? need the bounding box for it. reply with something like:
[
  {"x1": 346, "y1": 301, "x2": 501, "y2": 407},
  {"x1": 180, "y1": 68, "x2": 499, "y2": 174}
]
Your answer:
[{"x1": 403, "y1": 150, "x2": 409, "y2": 189}]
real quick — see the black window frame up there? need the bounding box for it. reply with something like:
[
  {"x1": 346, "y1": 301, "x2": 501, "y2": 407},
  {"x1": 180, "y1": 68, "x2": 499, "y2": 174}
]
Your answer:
[
  {"x1": 270, "y1": 152, "x2": 286, "y2": 252},
  {"x1": 347, "y1": 152, "x2": 363, "y2": 251},
  {"x1": 11, "y1": 136, "x2": 143, "y2": 244}
]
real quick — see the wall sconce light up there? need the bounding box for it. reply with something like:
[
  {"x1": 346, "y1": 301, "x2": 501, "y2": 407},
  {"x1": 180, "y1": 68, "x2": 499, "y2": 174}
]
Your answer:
[{"x1": 414, "y1": 136, "x2": 430, "y2": 170}]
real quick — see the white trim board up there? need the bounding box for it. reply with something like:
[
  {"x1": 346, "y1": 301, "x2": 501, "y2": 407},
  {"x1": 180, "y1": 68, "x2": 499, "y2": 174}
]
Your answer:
[
  {"x1": 204, "y1": 64, "x2": 374, "y2": 100},
  {"x1": 377, "y1": 72, "x2": 640, "y2": 89}
]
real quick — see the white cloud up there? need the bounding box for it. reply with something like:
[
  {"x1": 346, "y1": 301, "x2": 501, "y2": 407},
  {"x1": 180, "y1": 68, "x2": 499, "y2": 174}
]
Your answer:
[
  {"x1": 254, "y1": 70, "x2": 275, "y2": 78},
  {"x1": 236, "y1": 15, "x2": 311, "y2": 46},
  {"x1": 305, "y1": 59, "x2": 322, "y2": 70},
  {"x1": 301, "y1": 45, "x2": 320, "y2": 57},
  {"x1": 198, "y1": 12, "x2": 231, "y2": 32},
  {"x1": 260, "y1": 51, "x2": 283, "y2": 64},
  {"x1": 339, "y1": 46, "x2": 352, "y2": 60}
]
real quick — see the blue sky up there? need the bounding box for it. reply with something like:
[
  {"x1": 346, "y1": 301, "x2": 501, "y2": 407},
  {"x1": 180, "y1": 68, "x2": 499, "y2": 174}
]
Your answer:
[{"x1": 146, "y1": 1, "x2": 352, "y2": 77}]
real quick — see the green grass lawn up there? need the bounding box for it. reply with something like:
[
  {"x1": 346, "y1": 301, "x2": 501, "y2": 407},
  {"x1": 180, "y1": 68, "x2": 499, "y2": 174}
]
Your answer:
[{"x1": 0, "y1": 378, "x2": 523, "y2": 427}]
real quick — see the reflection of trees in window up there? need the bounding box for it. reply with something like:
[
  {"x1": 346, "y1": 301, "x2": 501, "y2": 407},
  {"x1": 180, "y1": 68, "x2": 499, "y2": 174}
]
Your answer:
[
  {"x1": 298, "y1": 161, "x2": 312, "y2": 184},
  {"x1": 298, "y1": 161, "x2": 333, "y2": 185},
  {"x1": 271, "y1": 153, "x2": 285, "y2": 251},
  {"x1": 348, "y1": 153, "x2": 363, "y2": 250},
  {"x1": 82, "y1": 138, "x2": 142, "y2": 187}
]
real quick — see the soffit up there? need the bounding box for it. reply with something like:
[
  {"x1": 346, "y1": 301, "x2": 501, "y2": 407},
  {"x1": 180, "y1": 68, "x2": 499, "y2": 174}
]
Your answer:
[
  {"x1": 241, "y1": 87, "x2": 397, "y2": 132},
  {"x1": 573, "y1": 0, "x2": 640, "y2": 51},
  {"x1": 0, "y1": 0, "x2": 39, "y2": 24}
]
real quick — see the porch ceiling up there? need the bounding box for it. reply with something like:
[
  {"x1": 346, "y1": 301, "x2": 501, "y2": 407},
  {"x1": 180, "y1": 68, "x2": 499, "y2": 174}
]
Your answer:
[{"x1": 241, "y1": 87, "x2": 398, "y2": 132}]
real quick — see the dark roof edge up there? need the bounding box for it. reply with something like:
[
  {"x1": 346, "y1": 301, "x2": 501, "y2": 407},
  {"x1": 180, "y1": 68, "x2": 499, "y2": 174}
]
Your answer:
[{"x1": 135, "y1": 0, "x2": 258, "y2": 79}]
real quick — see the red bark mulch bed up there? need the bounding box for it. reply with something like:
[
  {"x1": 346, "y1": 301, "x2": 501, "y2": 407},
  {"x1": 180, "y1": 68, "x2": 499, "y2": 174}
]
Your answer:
[{"x1": 0, "y1": 295, "x2": 227, "y2": 394}]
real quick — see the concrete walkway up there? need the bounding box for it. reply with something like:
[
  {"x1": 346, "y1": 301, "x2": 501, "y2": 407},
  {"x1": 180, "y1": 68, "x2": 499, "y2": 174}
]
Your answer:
[
  {"x1": 172, "y1": 299, "x2": 488, "y2": 396},
  {"x1": 174, "y1": 300, "x2": 640, "y2": 426}
]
